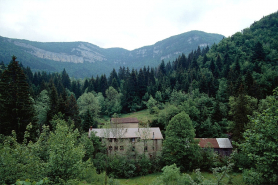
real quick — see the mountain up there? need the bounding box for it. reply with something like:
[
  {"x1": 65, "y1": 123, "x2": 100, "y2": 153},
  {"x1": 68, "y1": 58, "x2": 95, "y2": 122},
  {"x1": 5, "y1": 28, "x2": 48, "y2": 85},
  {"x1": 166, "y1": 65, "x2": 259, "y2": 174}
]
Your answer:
[{"x1": 0, "y1": 30, "x2": 224, "y2": 78}]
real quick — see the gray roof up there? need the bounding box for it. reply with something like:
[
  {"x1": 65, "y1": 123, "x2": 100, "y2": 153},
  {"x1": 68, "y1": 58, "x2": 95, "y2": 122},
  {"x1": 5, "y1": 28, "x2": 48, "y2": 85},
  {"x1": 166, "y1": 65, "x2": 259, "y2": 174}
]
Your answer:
[
  {"x1": 90, "y1": 127, "x2": 163, "y2": 139},
  {"x1": 216, "y1": 138, "x2": 233, "y2": 148}
]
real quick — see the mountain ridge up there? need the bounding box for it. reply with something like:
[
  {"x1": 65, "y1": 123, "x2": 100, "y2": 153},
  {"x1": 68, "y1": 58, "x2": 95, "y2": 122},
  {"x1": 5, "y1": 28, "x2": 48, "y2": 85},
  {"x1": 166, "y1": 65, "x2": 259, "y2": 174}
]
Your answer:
[{"x1": 0, "y1": 30, "x2": 224, "y2": 78}]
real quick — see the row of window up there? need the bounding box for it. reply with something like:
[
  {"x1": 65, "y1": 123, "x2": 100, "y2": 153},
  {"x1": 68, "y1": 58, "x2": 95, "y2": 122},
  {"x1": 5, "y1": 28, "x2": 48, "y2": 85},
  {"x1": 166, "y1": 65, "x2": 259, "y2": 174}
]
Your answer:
[
  {"x1": 109, "y1": 146, "x2": 124, "y2": 151},
  {"x1": 108, "y1": 138, "x2": 151, "y2": 143},
  {"x1": 109, "y1": 138, "x2": 139, "y2": 142},
  {"x1": 108, "y1": 145, "x2": 155, "y2": 151}
]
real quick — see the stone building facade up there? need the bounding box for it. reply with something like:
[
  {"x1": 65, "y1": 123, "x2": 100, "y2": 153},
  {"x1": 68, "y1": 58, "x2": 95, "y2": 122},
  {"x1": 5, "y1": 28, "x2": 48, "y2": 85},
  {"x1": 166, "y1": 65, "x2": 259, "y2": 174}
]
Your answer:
[{"x1": 89, "y1": 126, "x2": 163, "y2": 158}]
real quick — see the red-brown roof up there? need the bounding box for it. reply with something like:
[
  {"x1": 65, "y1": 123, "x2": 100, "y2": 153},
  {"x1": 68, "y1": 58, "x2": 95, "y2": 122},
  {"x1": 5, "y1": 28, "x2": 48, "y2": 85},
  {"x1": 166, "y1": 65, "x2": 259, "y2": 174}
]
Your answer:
[
  {"x1": 196, "y1": 138, "x2": 233, "y2": 149},
  {"x1": 197, "y1": 138, "x2": 219, "y2": 148},
  {"x1": 111, "y1": 117, "x2": 139, "y2": 123}
]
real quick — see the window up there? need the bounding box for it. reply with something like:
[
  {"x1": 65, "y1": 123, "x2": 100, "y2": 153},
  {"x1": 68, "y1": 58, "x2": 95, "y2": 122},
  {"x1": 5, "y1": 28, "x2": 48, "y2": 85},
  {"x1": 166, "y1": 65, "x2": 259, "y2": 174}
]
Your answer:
[
  {"x1": 114, "y1": 146, "x2": 118, "y2": 151},
  {"x1": 120, "y1": 146, "x2": 124, "y2": 150},
  {"x1": 131, "y1": 138, "x2": 135, "y2": 142},
  {"x1": 153, "y1": 146, "x2": 155, "y2": 150},
  {"x1": 132, "y1": 146, "x2": 135, "y2": 151},
  {"x1": 109, "y1": 146, "x2": 112, "y2": 150},
  {"x1": 115, "y1": 139, "x2": 118, "y2": 143},
  {"x1": 109, "y1": 138, "x2": 113, "y2": 142},
  {"x1": 144, "y1": 146, "x2": 148, "y2": 151}
]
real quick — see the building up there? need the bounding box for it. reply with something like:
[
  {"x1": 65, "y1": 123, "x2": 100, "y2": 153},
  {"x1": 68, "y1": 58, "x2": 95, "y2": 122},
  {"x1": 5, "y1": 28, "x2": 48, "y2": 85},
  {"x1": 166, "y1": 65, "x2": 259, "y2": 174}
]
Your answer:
[
  {"x1": 196, "y1": 138, "x2": 233, "y2": 156},
  {"x1": 110, "y1": 117, "x2": 139, "y2": 128},
  {"x1": 89, "y1": 127, "x2": 163, "y2": 158}
]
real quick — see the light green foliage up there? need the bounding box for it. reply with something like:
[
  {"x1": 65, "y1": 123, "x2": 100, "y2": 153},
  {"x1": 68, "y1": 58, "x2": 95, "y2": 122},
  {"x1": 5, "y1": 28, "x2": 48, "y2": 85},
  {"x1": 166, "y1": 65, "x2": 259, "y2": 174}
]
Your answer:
[
  {"x1": 157, "y1": 104, "x2": 180, "y2": 128},
  {"x1": 0, "y1": 125, "x2": 46, "y2": 184},
  {"x1": 108, "y1": 155, "x2": 136, "y2": 178},
  {"x1": 179, "y1": 90, "x2": 223, "y2": 138},
  {"x1": 0, "y1": 118, "x2": 100, "y2": 184},
  {"x1": 47, "y1": 118, "x2": 86, "y2": 183},
  {"x1": 152, "y1": 153, "x2": 235, "y2": 185},
  {"x1": 96, "y1": 92, "x2": 106, "y2": 114},
  {"x1": 151, "y1": 164, "x2": 196, "y2": 185},
  {"x1": 34, "y1": 90, "x2": 50, "y2": 127},
  {"x1": 239, "y1": 89, "x2": 278, "y2": 184},
  {"x1": 257, "y1": 95, "x2": 273, "y2": 112},
  {"x1": 77, "y1": 92, "x2": 101, "y2": 118},
  {"x1": 146, "y1": 95, "x2": 159, "y2": 114},
  {"x1": 155, "y1": 91, "x2": 163, "y2": 102},
  {"x1": 160, "y1": 164, "x2": 181, "y2": 183},
  {"x1": 105, "y1": 86, "x2": 122, "y2": 116},
  {"x1": 211, "y1": 153, "x2": 234, "y2": 185},
  {"x1": 13, "y1": 178, "x2": 49, "y2": 185},
  {"x1": 169, "y1": 89, "x2": 187, "y2": 106},
  {"x1": 79, "y1": 133, "x2": 94, "y2": 161},
  {"x1": 163, "y1": 111, "x2": 201, "y2": 171}
]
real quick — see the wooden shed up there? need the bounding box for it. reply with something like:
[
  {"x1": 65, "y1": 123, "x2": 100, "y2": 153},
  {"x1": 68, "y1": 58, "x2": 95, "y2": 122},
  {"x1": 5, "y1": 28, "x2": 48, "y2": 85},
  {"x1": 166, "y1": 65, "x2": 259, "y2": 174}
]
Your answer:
[{"x1": 196, "y1": 138, "x2": 233, "y2": 156}]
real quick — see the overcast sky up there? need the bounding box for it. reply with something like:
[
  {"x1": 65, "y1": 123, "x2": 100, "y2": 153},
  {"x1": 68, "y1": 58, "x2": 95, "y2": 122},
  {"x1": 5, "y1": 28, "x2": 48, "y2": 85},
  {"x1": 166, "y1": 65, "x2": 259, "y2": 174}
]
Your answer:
[{"x1": 0, "y1": 0, "x2": 277, "y2": 50}]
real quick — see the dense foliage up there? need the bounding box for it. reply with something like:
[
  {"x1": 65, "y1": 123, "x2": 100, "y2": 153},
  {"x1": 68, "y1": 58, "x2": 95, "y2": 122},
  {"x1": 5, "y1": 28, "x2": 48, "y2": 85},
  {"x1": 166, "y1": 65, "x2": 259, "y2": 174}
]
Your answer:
[
  {"x1": 239, "y1": 88, "x2": 278, "y2": 184},
  {"x1": 163, "y1": 111, "x2": 201, "y2": 171},
  {"x1": 1, "y1": 11, "x2": 278, "y2": 183},
  {"x1": 0, "y1": 119, "x2": 101, "y2": 184}
]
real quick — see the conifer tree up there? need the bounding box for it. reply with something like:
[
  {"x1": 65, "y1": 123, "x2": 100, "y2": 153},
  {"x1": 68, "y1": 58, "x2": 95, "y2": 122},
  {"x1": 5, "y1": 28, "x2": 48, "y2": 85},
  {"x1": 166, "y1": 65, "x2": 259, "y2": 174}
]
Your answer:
[
  {"x1": 65, "y1": 94, "x2": 81, "y2": 130},
  {"x1": 46, "y1": 81, "x2": 59, "y2": 129},
  {"x1": 61, "y1": 68, "x2": 71, "y2": 90},
  {"x1": 82, "y1": 109, "x2": 96, "y2": 131},
  {"x1": 0, "y1": 56, "x2": 36, "y2": 142}
]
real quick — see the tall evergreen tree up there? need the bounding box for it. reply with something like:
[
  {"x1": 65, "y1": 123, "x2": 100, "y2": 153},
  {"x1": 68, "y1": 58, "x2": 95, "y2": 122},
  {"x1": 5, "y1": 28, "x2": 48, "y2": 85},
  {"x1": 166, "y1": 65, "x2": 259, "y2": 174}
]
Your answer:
[
  {"x1": 216, "y1": 54, "x2": 222, "y2": 71},
  {"x1": 0, "y1": 56, "x2": 36, "y2": 142},
  {"x1": 137, "y1": 68, "x2": 147, "y2": 99},
  {"x1": 61, "y1": 68, "x2": 71, "y2": 90},
  {"x1": 100, "y1": 74, "x2": 108, "y2": 97},
  {"x1": 46, "y1": 81, "x2": 59, "y2": 129},
  {"x1": 64, "y1": 94, "x2": 81, "y2": 130}
]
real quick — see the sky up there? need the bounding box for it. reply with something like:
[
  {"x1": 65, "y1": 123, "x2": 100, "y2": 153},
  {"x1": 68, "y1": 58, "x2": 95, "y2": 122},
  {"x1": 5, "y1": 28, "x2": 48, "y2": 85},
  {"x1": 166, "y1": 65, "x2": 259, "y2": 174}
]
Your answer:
[{"x1": 0, "y1": 0, "x2": 277, "y2": 50}]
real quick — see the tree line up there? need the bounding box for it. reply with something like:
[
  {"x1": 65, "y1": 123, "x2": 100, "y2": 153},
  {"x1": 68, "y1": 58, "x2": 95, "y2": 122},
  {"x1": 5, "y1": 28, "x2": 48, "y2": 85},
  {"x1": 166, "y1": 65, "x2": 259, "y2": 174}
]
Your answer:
[{"x1": 1, "y1": 10, "x2": 278, "y2": 184}]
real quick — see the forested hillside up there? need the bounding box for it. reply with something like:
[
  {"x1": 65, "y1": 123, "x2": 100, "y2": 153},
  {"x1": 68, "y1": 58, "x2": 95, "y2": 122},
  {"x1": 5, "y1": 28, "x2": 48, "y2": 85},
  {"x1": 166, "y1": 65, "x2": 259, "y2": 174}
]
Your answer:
[
  {"x1": 1, "y1": 11, "x2": 278, "y2": 184},
  {"x1": 0, "y1": 31, "x2": 223, "y2": 78}
]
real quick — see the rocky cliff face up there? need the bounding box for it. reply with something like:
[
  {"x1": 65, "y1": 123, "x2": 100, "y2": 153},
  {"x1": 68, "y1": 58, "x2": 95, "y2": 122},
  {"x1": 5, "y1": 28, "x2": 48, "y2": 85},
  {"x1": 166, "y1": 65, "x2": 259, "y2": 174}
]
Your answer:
[
  {"x1": 0, "y1": 30, "x2": 224, "y2": 78},
  {"x1": 7, "y1": 33, "x2": 218, "y2": 65},
  {"x1": 11, "y1": 41, "x2": 107, "y2": 63}
]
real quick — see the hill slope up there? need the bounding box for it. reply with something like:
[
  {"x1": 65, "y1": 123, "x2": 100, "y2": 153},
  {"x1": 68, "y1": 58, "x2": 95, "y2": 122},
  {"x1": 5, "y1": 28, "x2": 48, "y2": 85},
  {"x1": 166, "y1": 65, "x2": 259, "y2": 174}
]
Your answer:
[{"x1": 0, "y1": 30, "x2": 223, "y2": 78}]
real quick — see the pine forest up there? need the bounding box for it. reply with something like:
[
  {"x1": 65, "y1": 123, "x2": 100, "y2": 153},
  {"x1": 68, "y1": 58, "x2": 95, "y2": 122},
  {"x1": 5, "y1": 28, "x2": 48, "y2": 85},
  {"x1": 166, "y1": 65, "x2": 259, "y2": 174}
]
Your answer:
[{"x1": 1, "y1": 11, "x2": 278, "y2": 185}]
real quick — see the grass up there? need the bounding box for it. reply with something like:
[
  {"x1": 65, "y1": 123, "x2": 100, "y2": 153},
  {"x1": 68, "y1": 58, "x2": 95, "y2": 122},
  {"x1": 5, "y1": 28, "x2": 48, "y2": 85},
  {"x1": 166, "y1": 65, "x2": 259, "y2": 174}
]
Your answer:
[
  {"x1": 98, "y1": 109, "x2": 156, "y2": 127},
  {"x1": 120, "y1": 109, "x2": 156, "y2": 125},
  {"x1": 116, "y1": 171, "x2": 245, "y2": 185},
  {"x1": 116, "y1": 173, "x2": 162, "y2": 185}
]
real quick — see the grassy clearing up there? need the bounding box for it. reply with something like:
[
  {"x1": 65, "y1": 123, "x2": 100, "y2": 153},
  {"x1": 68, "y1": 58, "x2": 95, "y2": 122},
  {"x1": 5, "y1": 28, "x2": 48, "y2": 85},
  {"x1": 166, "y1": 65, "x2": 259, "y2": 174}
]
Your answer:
[
  {"x1": 116, "y1": 172, "x2": 245, "y2": 185},
  {"x1": 98, "y1": 109, "x2": 156, "y2": 127},
  {"x1": 120, "y1": 109, "x2": 156, "y2": 125},
  {"x1": 116, "y1": 173, "x2": 162, "y2": 185}
]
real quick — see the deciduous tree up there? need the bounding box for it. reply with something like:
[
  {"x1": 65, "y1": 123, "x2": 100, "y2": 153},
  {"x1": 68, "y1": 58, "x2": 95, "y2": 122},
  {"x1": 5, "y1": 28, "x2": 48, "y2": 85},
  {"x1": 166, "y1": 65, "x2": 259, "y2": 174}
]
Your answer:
[{"x1": 163, "y1": 111, "x2": 201, "y2": 171}]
